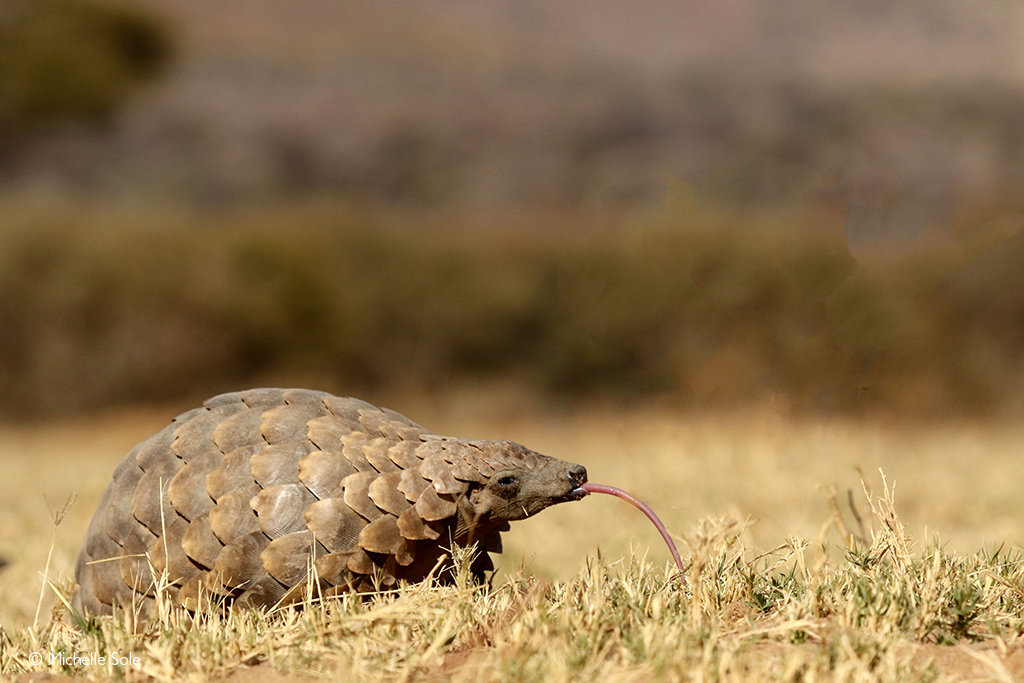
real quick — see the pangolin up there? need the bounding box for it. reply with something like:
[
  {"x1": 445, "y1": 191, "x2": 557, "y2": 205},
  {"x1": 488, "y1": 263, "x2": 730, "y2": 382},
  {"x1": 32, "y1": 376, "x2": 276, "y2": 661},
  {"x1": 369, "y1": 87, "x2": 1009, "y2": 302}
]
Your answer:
[{"x1": 72, "y1": 388, "x2": 591, "y2": 617}]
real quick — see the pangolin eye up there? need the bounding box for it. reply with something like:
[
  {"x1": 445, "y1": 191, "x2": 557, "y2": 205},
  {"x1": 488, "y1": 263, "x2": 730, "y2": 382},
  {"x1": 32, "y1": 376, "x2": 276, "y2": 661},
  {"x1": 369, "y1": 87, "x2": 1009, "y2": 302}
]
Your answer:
[{"x1": 492, "y1": 474, "x2": 521, "y2": 499}]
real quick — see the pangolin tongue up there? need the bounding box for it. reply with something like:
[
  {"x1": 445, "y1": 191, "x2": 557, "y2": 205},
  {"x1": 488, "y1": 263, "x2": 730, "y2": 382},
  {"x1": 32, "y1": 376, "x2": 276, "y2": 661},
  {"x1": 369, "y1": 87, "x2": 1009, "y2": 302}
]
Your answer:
[{"x1": 579, "y1": 483, "x2": 685, "y2": 573}]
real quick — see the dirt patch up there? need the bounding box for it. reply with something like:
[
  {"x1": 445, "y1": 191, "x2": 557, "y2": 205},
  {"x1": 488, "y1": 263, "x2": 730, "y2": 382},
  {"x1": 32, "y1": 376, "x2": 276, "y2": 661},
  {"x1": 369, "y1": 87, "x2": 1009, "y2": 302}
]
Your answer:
[
  {"x1": 904, "y1": 641, "x2": 1024, "y2": 681},
  {"x1": 220, "y1": 662, "x2": 319, "y2": 683}
]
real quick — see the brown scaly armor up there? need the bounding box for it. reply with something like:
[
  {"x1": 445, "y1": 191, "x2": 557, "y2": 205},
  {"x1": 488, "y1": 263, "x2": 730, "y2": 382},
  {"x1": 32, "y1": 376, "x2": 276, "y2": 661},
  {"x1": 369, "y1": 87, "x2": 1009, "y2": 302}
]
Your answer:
[{"x1": 72, "y1": 388, "x2": 588, "y2": 617}]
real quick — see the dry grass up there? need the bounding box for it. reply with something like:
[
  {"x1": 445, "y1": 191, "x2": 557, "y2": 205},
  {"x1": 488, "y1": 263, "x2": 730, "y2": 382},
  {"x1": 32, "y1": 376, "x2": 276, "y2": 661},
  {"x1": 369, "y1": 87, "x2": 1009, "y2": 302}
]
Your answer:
[{"x1": 3, "y1": 399, "x2": 1024, "y2": 681}]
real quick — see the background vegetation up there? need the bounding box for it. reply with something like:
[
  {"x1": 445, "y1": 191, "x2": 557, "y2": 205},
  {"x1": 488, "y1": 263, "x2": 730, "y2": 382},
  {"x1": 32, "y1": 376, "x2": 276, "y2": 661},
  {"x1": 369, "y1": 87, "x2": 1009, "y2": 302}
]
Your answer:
[
  {"x1": 1, "y1": 199, "x2": 1023, "y2": 418},
  {"x1": 1, "y1": 0, "x2": 1023, "y2": 420},
  {"x1": 0, "y1": 0, "x2": 170, "y2": 128}
]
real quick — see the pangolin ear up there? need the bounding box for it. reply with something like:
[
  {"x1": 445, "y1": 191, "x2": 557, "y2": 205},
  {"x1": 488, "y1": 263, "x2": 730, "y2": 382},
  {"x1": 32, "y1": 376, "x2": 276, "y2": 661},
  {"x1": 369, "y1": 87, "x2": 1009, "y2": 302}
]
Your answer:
[{"x1": 465, "y1": 474, "x2": 509, "y2": 520}]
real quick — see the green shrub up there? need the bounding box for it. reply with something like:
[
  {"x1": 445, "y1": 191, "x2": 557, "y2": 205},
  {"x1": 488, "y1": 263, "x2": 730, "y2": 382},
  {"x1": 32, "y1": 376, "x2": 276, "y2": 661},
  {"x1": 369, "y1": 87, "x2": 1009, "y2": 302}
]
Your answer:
[
  {"x1": 0, "y1": 0, "x2": 172, "y2": 130},
  {"x1": 1, "y1": 201, "x2": 1022, "y2": 416}
]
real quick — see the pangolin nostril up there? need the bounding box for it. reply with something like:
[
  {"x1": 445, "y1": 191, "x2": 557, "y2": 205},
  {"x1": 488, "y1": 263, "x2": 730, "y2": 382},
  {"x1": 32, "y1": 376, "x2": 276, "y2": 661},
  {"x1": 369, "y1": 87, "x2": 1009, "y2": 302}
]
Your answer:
[{"x1": 567, "y1": 463, "x2": 587, "y2": 487}]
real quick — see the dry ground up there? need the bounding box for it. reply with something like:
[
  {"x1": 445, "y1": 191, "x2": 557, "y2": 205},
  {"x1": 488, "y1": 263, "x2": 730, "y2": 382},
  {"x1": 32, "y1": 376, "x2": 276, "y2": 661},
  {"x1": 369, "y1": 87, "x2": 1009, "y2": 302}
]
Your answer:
[{"x1": 2, "y1": 393, "x2": 1024, "y2": 680}]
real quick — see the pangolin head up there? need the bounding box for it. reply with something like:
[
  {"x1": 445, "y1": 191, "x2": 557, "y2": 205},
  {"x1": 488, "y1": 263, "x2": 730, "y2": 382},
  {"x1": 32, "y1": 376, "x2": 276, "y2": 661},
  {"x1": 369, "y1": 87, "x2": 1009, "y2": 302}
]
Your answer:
[{"x1": 456, "y1": 440, "x2": 588, "y2": 533}]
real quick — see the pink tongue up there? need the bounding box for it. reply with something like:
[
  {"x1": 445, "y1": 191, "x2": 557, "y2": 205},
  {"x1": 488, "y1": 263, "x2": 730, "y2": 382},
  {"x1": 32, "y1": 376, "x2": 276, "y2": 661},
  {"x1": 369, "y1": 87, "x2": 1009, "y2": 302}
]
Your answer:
[{"x1": 580, "y1": 483, "x2": 685, "y2": 573}]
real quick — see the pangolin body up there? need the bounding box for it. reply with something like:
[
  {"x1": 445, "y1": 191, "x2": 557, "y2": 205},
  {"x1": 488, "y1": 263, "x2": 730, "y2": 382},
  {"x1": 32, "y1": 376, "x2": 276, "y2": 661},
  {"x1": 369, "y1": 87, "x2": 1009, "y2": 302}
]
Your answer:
[{"x1": 72, "y1": 388, "x2": 588, "y2": 617}]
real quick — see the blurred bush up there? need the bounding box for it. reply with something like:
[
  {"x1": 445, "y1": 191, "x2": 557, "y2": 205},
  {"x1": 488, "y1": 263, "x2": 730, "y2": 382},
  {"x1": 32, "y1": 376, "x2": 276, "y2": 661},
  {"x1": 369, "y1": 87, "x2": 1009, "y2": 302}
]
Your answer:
[
  {"x1": 0, "y1": 0, "x2": 171, "y2": 132},
  {"x1": 0, "y1": 202, "x2": 1022, "y2": 417}
]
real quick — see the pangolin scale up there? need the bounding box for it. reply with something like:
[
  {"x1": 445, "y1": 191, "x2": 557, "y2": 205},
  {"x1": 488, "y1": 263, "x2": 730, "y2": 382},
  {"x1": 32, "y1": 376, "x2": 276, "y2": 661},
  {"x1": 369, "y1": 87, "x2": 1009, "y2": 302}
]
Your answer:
[{"x1": 72, "y1": 388, "x2": 588, "y2": 617}]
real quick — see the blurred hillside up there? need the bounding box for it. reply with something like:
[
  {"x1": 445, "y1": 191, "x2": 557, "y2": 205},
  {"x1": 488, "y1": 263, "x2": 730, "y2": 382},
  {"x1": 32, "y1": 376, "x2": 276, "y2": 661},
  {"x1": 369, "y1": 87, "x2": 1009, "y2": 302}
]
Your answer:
[
  {"x1": 2, "y1": 0, "x2": 1024, "y2": 418},
  {"x1": 4, "y1": 0, "x2": 1024, "y2": 210}
]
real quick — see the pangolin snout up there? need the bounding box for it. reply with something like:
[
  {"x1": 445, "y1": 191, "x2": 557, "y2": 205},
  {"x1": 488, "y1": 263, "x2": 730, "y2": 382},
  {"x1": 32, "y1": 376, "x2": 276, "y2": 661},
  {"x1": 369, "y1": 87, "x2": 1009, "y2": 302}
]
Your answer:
[
  {"x1": 567, "y1": 463, "x2": 587, "y2": 488},
  {"x1": 564, "y1": 463, "x2": 588, "y2": 500}
]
